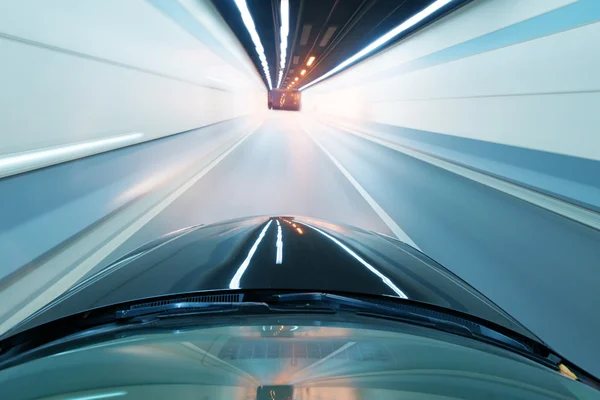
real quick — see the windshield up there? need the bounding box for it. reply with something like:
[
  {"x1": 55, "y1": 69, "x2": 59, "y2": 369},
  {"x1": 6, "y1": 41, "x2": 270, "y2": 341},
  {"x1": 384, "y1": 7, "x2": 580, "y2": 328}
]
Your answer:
[
  {"x1": 1, "y1": 0, "x2": 599, "y2": 397},
  {"x1": 2, "y1": 319, "x2": 599, "y2": 399}
]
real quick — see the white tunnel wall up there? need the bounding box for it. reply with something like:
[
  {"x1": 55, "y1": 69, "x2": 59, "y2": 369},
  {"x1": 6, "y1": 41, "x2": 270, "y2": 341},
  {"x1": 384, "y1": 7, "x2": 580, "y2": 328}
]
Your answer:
[
  {"x1": 301, "y1": 0, "x2": 600, "y2": 209},
  {"x1": 0, "y1": 0, "x2": 266, "y2": 156},
  {"x1": 0, "y1": 0, "x2": 269, "y2": 285},
  {"x1": 302, "y1": 0, "x2": 599, "y2": 160}
]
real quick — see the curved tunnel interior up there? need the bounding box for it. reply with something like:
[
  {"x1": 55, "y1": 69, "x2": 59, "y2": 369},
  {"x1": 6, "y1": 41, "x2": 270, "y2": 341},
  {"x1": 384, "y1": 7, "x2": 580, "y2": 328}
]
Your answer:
[{"x1": 0, "y1": 0, "x2": 599, "y2": 390}]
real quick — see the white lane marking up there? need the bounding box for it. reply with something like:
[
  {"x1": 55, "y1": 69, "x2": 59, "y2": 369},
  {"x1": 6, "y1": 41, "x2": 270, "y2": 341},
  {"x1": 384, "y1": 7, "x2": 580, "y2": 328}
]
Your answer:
[
  {"x1": 229, "y1": 220, "x2": 273, "y2": 289},
  {"x1": 0, "y1": 122, "x2": 263, "y2": 336},
  {"x1": 295, "y1": 220, "x2": 408, "y2": 299},
  {"x1": 276, "y1": 220, "x2": 283, "y2": 264},
  {"x1": 324, "y1": 121, "x2": 600, "y2": 232},
  {"x1": 0, "y1": 132, "x2": 144, "y2": 179},
  {"x1": 302, "y1": 127, "x2": 420, "y2": 250}
]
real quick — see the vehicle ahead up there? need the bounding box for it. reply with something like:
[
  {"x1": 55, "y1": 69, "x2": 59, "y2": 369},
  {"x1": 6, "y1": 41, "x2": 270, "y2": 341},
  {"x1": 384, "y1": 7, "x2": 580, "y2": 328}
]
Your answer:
[
  {"x1": 268, "y1": 89, "x2": 301, "y2": 110},
  {"x1": 0, "y1": 216, "x2": 598, "y2": 399}
]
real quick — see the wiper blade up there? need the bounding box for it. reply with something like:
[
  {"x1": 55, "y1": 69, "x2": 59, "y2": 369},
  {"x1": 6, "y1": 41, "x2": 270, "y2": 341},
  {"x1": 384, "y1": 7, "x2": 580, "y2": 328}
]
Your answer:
[
  {"x1": 115, "y1": 299, "x2": 337, "y2": 322},
  {"x1": 115, "y1": 301, "x2": 269, "y2": 319},
  {"x1": 0, "y1": 290, "x2": 537, "y2": 367},
  {"x1": 269, "y1": 292, "x2": 531, "y2": 353}
]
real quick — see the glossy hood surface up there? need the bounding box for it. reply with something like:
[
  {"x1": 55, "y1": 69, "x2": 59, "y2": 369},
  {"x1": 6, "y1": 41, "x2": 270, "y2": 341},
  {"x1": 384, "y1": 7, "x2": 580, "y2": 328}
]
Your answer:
[{"x1": 15, "y1": 216, "x2": 532, "y2": 338}]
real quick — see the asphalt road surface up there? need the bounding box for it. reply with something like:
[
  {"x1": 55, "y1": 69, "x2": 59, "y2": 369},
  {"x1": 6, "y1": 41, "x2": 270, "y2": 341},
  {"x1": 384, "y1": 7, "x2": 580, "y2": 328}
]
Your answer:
[{"x1": 102, "y1": 111, "x2": 600, "y2": 376}]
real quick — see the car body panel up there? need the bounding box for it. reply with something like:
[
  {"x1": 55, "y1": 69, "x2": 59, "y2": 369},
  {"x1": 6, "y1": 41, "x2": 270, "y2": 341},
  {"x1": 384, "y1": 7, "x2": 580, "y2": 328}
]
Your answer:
[{"x1": 10, "y1": 216, "x2": 534, "y2": 340}]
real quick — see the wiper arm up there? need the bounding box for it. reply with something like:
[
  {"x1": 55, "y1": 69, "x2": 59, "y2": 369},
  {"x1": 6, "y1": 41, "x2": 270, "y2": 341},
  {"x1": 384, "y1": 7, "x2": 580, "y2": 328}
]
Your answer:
[{"x1": 269, "y1": 292, "x2": 531, "y2": 353}]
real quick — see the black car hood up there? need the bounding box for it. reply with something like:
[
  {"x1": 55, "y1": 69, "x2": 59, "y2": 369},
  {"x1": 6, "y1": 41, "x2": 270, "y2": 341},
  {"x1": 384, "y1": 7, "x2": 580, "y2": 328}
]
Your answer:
[{"x1": 11, "y1": 216, "x2": 534, "y2": 339}]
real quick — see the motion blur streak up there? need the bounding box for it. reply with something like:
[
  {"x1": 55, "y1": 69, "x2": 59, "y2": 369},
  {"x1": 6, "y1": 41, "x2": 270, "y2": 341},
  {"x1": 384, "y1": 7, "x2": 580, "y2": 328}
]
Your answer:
[
  {"x1": 294, "y1": 220, "x2": 409, "y2": 299},
  {"x1": 299, "y1": 0, "x2": 453, "y2": 90},
  {"x1": 277, "y1": 0, "x2": 289, "y2": 88},
  {"x1": 229, "y1": 220, "x2": 273, "y2": 289},
  {"x1": 2, "y1": 0, "x2": 600, "y2": 381},
  {"x1": 0, "y1": 133, "x2": 143, "y2": 179},
  {"x1": 234, "y1": 0, "x2": 273, "y2": 89}
]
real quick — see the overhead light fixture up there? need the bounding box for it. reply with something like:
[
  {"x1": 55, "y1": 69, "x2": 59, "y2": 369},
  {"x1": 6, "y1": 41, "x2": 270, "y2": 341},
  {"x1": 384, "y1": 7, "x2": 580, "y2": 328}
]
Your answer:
[
  {"x1": 300, "y1": 69, "x2": 306, "y2": 75},
  {"x1": 299, "y1": 0, "x2": 453, "y2": 90},
  {"x1": 306, "y1": 56, "x2": 315, "y2": 66},
  {"x1": 234, "y1": 0, "x2": 272, "y2": 90},
  {"x1": 300, "y1": 24, "x2": 312, "y2": 45},
  {"x1": 294, "y1": 77, "x2": 299, "y2": 81},
  {"x1": 319, "y1": 26, "x2": 338, "y2": 47},
  {"x1": 277, "y1": 0, "x2": 289, "y2": 88}
]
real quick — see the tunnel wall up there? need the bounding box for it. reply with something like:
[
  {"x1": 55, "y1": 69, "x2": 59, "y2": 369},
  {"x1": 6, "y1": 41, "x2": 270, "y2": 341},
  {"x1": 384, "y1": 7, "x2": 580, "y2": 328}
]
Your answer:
[
  {"x1": 302, "y1": 0, "x2": 600, "y2": 209},
  {"x1": 0, "y1": 0, "x2": 267, "y2": 283},
  {"x1": 0, "y1": 0, "x2": 266, "y2": 156}
]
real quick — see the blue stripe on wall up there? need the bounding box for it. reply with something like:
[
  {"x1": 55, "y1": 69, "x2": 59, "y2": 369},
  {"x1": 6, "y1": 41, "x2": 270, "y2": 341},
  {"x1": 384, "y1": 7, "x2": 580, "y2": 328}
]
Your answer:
[
  {"x1": 358, "y1": 0, "x2": 600, "y2": 84},
  {"x1": 337, "y1": 118, "x2": 600, "y2": 211},
  {"x1": 147, "y1": 0, "x2": 254, "y2": 82}
]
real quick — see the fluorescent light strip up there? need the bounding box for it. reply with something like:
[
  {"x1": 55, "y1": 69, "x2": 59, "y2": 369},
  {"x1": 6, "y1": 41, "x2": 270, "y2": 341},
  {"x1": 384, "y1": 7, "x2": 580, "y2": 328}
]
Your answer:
[
  {"x1": 0, "y1": 132, "x2": 143, "y2": 179},
  {"x1": 299, "y1": 0, "x2": 453, "y2": 90},
  {"x1": 277, "y1": 0, "x2": 290, "y2": 88},
  {"x1": 234, "y1": 0, "x2": 273, "y2": 89},
  {"x1": 229, "y1": 220, "x2": 273, "y2": 289},
  {"x1": 294, "y1": 221, "x2": 408, "y2": 299},
  {"x1": 276, "y1": 220, "x2": 283, "y2": 264}
]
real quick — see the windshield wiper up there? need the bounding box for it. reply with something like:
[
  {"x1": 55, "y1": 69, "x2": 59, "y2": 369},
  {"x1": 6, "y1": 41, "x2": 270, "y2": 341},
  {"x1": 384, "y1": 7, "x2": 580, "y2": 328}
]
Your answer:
[
  {"x1": 267, "y1": 292, "x2": 531, "y2": 351},
  {"x1": 111, "y1": 291, "x2": 546, "y2": 366},
  {"x1": 0, "y1": 290, "x2": 548, "y2": 372},
  {"x1": 2, "y1": 289, "x2": 597, "y2": 390},
  {"x1": 115, "y1": 301, "x2": 269, "y2": 319}
]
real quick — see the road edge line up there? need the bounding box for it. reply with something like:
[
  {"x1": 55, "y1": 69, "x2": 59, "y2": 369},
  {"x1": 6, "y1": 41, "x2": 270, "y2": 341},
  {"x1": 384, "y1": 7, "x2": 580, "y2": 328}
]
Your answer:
[
  {"x1": 302, "y1": 127, "x2": 420, "y2": 250},
  {"x1": 0, "y1": 121, "x2": 263, "y2": 335},
  {"x1": 321, "y1": 119, "x2": 600, "y2": 232}
]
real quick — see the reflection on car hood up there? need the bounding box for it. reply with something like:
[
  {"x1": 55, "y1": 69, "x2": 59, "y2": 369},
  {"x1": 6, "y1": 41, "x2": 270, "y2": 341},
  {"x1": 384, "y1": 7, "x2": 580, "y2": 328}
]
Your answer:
[{"x1": 15, "y1": 216, "x2": 534, "y2": 339}]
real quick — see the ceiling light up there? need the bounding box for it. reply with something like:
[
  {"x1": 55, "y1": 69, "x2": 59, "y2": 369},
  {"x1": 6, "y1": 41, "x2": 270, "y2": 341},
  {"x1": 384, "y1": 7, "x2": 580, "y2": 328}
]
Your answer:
[
  {"x1": 306, "y1": 56, "x2": 315, "y2": 66},
  {"x1": 277, "y1": 0, "x2": 289, "y2": 88},
  {"x1": 300, "y1": 25, "x2": 312, "y2": 45},
  {"x1": 294, "y1": 77, "x2": 299, "y2": 81},
  {"x1": 319, "y1": 26, "x2": 338, "y2": 47},
  {"x1": 300, "y1": 69, "x2": 306, "y2": 75},
  {"x1": 234, "y1": 0, "x2": 272, "y2": 90},
  {"x1": 299, "y1": 0, "x2": 453, "y2": 90}
]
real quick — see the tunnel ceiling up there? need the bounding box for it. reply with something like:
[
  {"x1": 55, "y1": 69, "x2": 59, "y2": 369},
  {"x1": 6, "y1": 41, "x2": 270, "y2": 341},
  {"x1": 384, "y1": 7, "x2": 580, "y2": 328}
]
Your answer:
[{"x1": 212, "y1": 0, "x2": 470, "y2": 90}]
